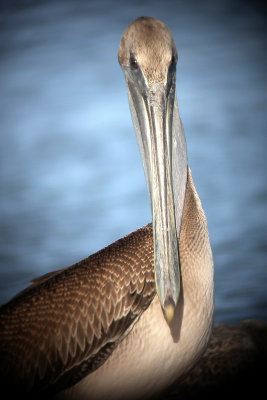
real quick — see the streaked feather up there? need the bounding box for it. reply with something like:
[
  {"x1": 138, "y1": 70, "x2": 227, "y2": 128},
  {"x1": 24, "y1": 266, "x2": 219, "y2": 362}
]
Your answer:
[{"x1": 0, "y1": 224, "x2": 155, "y2": 395}]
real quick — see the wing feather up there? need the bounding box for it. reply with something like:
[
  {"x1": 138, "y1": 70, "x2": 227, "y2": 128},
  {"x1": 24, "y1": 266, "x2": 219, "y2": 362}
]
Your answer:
[{"x1": 0, "y1": 224, "x2": 155, "y2": 396}]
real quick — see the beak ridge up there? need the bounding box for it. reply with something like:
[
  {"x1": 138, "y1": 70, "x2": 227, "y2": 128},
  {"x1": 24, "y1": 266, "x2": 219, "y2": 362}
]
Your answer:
[{"x1": 124, "y1": 69, "x2": 187, "y2": 323}]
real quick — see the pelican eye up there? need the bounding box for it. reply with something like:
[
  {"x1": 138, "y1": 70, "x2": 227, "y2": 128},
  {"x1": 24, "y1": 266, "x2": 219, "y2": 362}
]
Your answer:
[{"x1": 129, "y1": 54, "x2": 138, "y2": 69}]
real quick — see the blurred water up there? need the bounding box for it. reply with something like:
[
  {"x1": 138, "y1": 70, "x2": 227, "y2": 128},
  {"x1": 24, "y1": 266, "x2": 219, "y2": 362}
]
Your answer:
[{"x1": 0, "y1": 0, "x2": 266, "y2": 324}]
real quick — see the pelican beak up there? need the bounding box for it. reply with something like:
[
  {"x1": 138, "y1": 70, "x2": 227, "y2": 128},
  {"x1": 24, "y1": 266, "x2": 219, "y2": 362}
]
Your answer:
[{"x1": 122, "y1": 65, "x2": 187, "y2": 323}]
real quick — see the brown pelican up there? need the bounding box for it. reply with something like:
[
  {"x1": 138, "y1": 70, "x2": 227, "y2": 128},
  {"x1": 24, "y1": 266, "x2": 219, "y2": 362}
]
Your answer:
[{"x1": 0, "y1": 17, "x2": 214, "y2": 400}]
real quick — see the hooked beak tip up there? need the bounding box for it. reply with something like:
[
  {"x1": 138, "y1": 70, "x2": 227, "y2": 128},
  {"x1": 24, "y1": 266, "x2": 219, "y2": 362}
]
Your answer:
[
  {"x1": 163, "y1": 295, "x2": 176, "y2": 323},
  {"x1": 164, "y1": 303, "x2": 175, "y2": 324}
]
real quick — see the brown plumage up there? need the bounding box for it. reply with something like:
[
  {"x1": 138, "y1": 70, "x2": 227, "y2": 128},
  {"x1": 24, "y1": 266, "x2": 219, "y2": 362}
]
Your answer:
[
  {"x1": 0, "y1": 225, "x2": 155, "y2": 394},
  {"x1": 0, "y1": 16, "x2": 215, "y2": 400},
  {"x1": 0, "y1": 169, "x2": 213, "y2": 399}
]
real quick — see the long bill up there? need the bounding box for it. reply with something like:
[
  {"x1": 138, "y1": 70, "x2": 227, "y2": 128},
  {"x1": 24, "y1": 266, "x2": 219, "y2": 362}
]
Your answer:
[{"x1": 123, "y1": 68, "x2": 188, "y2": 323}]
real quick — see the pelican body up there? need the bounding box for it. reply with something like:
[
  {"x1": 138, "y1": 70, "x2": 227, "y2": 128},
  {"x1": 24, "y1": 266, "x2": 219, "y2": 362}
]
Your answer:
[{"x1": 0, "y1": 17, "x2": 214, "y2": 400}]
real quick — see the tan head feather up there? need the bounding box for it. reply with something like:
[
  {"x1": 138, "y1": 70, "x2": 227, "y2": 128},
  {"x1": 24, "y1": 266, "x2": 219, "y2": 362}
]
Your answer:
[{"x1": 118, "y1": 17, "x2": 178, "y2": 86}]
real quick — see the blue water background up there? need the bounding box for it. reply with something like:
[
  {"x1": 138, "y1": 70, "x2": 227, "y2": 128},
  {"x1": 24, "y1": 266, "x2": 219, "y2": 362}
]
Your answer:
[{"x1": 0, "y1": 0, "x2": 266, "y2": 324}]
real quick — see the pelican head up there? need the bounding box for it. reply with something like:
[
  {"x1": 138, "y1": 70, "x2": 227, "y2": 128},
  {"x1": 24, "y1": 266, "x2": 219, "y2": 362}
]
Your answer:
[{"x1": 118, "y1": 17, "x2": 188, "y2": 322}]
